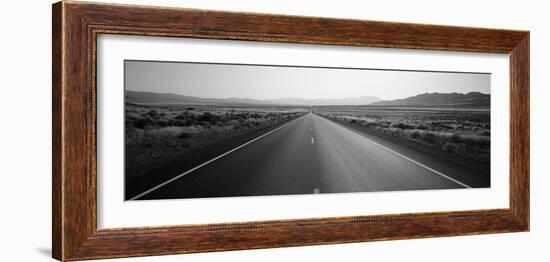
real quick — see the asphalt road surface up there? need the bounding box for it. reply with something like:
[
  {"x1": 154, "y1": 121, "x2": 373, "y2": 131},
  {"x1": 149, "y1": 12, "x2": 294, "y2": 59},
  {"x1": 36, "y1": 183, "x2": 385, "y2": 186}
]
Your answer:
[{"x1": 135, "y1": 112, "x2": 486, "y2": 200}]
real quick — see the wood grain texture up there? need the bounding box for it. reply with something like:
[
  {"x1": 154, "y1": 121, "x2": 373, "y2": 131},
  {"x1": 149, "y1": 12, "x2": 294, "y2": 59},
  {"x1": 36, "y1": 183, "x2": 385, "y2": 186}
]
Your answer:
[
  {"x1": 509, "y1": 35, "x2": 530, "y2": 226},
  {"x1": 52, "y1": 2, "x2": 63, "y2": 260},
  {"x1": 52, "y1": 1, "x2": 530, "y2": 261}
]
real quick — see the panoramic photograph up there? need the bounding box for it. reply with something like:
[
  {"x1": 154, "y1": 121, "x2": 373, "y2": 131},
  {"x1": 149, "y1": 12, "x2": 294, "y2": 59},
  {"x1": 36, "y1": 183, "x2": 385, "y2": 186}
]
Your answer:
[{"x1": 124, "y1": 60, "x2": 491, "y2": 201}]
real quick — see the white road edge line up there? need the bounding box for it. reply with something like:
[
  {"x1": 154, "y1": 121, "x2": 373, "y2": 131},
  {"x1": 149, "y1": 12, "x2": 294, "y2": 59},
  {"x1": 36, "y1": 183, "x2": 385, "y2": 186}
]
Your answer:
[
  {"x1": 356, "y1": 130, "x2": 471, "y2": 188},
  {"x1": 319, "y1": 116, "x2": 472, "y2": 189},
  {"x1": 129, "y1": 115, "x2": 305, "y2": 200}
]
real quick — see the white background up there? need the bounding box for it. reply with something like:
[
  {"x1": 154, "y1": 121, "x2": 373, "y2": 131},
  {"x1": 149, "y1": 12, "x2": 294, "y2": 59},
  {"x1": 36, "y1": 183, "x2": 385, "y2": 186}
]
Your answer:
[
  {"x1": 98, "y1": 35, "x2": 509, "y2": 228},
  {"x1": 0, "y1": 0, "x2": 546, "y2": 261}
]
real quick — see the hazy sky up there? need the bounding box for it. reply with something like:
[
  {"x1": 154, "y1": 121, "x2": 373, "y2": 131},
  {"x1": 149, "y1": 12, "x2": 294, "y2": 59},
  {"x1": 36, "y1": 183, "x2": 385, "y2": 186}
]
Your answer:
[{"x1": 125, "y1": 60, "x2": 490, "y2": 100}]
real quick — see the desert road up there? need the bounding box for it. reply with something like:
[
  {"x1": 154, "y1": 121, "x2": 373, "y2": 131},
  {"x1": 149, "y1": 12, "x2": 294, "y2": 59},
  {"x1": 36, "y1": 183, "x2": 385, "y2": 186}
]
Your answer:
[{"x1": 134, "y1": 112, "x2": 489, "y2": 200}]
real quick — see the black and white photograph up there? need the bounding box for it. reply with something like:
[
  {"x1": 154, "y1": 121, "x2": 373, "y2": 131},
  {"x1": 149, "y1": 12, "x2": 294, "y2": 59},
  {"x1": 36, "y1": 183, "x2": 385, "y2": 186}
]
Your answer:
[
  {"x1": 124, "y1": 60, "x2": 491, "y2": 200},
  {"x1": 3, "y1": 0, "x2": 544, "y2": 261}
]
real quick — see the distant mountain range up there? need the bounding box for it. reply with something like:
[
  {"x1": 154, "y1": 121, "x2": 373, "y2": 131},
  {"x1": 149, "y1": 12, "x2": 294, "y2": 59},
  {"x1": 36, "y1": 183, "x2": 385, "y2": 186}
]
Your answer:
[
  {"x1": 267, "y1": 96, "x2": 381, "y2": 106},
  {"x1": 126, "y1": 90, "x2": 490, "y2": 107},
  {"x1": 371, "y1": 92, "x2": 490, "y2": 107},
  {"x1": 125, "y1": 90, "x2": 381, "y2": 106}
]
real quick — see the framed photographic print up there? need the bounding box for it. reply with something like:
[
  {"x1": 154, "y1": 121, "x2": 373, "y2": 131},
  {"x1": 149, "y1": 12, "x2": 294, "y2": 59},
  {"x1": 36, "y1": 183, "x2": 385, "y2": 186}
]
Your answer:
[{"x1": 52, "y1": 1, "x2": 529, "y2": 261}]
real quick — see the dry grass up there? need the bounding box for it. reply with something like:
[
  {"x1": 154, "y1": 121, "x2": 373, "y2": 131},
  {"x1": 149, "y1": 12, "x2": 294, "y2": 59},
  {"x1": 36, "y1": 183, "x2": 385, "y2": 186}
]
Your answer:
[{"x1": 125, "y1": 103, "x2": 308, "y2": 178}]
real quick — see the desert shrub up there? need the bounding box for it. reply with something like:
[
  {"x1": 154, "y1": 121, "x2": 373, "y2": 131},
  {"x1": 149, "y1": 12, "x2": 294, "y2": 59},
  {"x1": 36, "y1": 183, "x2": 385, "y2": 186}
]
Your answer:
[
  {"x1": 421, "y1": 131, "x2": 437, "y2": 143},
  {"x1": 460, "y1": 135, "x2": 490, "y2": 147},
  {"x1": 147, "y1": 110, "x2": 159, "y2": 118},
  {"x1": 438, "y1": 124, "x2": 454, "y2": 130},
  {"x1": 442, "y1": 142, "x2": 466, "y2": 153},
  {"x1": 171, "y1": 119, "x2": 183, "y2": 126},
  {"x1": 409, "y1": 129, "x2": 421, "y2": 139},
  {"x1": 155, "y1": 119, "x2": 172, "y2": 127},
  {"x1": 407, "y1": 129, "x2": 441, "y2": 144},
  {"x1": 392, "y1": 122, "x2": 415, "y2": 129},
  {"x1": 186, "y1": 119, "x2": 199, "y2": 126},
  {"x1": 217, "y1": 114, "x2": 229, "y2": 122},
  {"x1": 454, "y1": 125, "x2": 465, "y2": 131},
  {"x1": 384, "y1": 128, "x2": 402, "y2": 137},
  {"x1": 442, "y1": 142, "x2": 456, "y2": 152},
  {"x1": 364, "y1": 122, "x2": 383, "y2": 129},
  {"x1": 175, "y1": 112, "x2": 189, "y2": 120},
  {"x1": 227, "y1": 119, "x2": 240, "y2": 126},
  {"x1": 416, "y1": 124, "x2": 427, "y2": 130}
]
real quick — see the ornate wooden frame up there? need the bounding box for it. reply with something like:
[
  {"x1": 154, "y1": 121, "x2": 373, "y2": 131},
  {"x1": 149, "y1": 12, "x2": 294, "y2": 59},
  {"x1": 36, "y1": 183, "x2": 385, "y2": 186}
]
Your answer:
[{"x1": 52, "y1": 1, "x2": 529, "y2": 261}]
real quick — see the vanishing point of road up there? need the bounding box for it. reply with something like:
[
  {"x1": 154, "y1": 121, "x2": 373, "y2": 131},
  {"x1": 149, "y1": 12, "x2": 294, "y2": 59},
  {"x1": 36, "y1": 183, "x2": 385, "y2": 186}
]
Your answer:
[{"x1": 134, "y1": 112, "x2": 488, "y2": 200}]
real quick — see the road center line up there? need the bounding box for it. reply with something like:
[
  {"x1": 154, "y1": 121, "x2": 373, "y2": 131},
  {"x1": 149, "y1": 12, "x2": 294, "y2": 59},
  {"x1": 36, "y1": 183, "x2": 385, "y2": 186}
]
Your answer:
[
  {"x1": 319, "y1": 116, "x2": 471, "y2": 188},
  {"x1": 129, "y1": 115, "x2": 306, "y2": 200}
]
